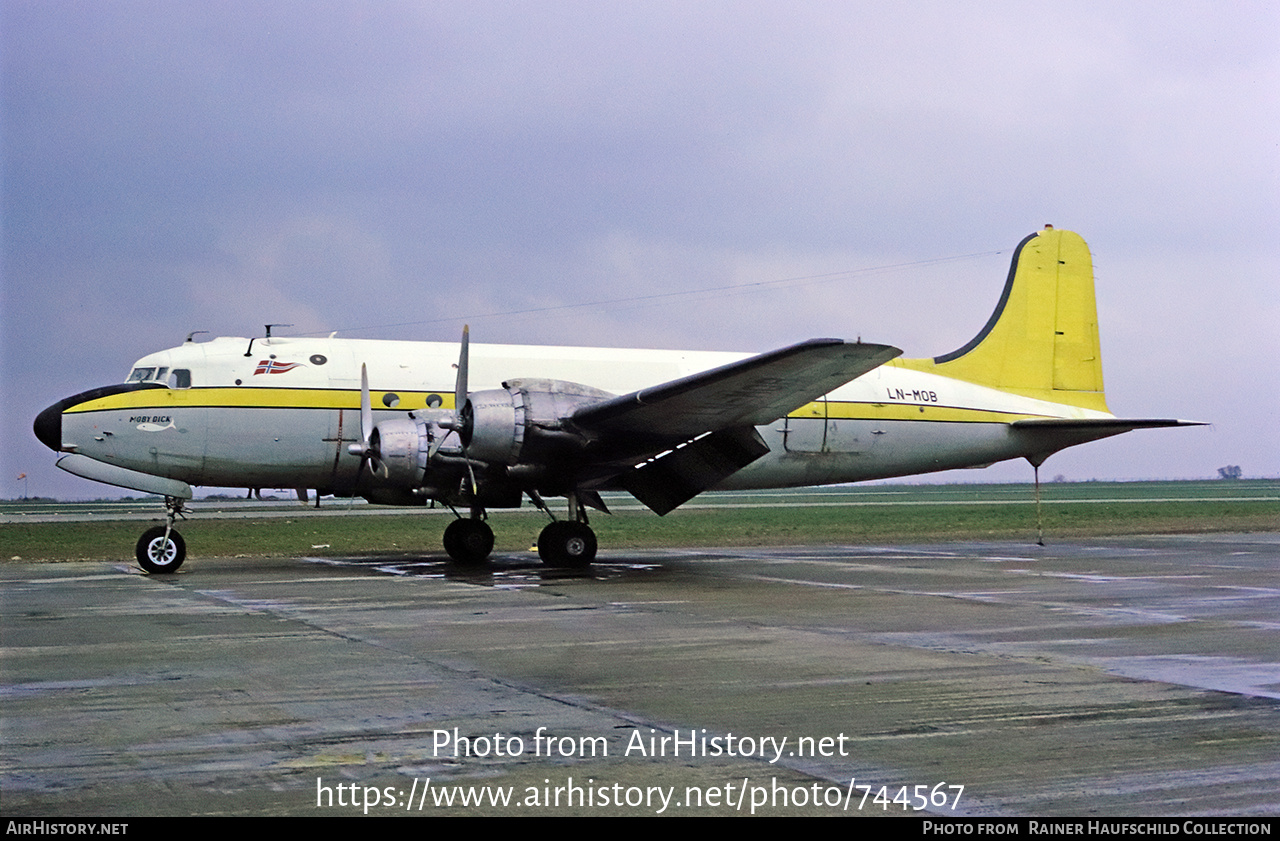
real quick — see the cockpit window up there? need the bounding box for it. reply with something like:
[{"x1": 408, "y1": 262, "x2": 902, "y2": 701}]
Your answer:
[
  {"x1": 126, "y1": 366, "x2": 170, "y2": 384},
  {"x1": 169, "y1": 369, "x2": 191, "y2": 389}
]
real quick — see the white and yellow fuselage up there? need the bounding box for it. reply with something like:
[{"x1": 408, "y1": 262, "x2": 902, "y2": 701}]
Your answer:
[
  {"x1": 39, "y1": 227, "x2": 1194, "y2": 515},
  {"x1": 48, "y1": 331, "x2": 1112, "y2": 498}
]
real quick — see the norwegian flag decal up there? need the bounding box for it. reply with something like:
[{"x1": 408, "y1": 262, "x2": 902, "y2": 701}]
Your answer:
[{"x1": 254, "y1": 360, "x2": 304, "y2": 375}]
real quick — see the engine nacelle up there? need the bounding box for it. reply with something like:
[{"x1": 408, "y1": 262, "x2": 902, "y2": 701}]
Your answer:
[
  {"x1": 360, "y1": 380, "x2": 613, "y2": 505},
  {"x1": 464, "y1": 378, "x2": 614, "y2": 467},
  {"x1": 464, "y1": 388, "x2": 524, "y2": 465},
  {"x1": 370, "y1": 417, "x2": 433, "y2": 486}
]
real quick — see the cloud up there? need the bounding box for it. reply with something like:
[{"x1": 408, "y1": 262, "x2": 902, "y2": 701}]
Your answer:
[{"x1": 4, "y1": 1, "x2": 1276, "y2": 498}]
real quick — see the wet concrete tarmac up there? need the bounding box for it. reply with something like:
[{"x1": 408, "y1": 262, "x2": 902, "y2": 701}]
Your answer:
[{"x1": 3, "y1": 534, "x2": 1278, "y2": 816}]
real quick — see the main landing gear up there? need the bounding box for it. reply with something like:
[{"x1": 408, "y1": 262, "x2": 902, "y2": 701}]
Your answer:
[
  {"x1": 532, "y1": 491, "x2": 597, "y2": 569},
  {"x1": 536, "y1": 520, "x2": 597, "y2": 568},
  {"x1": 136, "y1": 497, "x2": 187, "y2": 574},
  {"x1": 440, "y1": 494, "x2": 599, "y2": 569},
  {"x1": 442, "y1": 513, "x2": 495, "y2": 565}
]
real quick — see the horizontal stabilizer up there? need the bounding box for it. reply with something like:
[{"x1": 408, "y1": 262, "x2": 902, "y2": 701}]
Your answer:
[
  {"x1": 575, "y1": 339, "x2": 900, "y2": 439},
  {"x1": 1011, "y1": 418, "x2": 1206, "y2": 432},
  {"x1": 1010, "y1": 417, "x2": 1206, "y2": 463}
]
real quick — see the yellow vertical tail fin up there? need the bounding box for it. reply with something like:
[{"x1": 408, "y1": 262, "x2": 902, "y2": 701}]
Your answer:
[{"x1": 900, "y1": 227, "x2": 1111, "y2": 413}]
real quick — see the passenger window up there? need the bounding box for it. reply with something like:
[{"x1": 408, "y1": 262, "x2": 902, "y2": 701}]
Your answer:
[{"x1": 168, "y1": 369, "x2": 192, "y2": 389}]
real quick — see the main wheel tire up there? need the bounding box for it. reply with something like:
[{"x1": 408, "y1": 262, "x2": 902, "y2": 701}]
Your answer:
[
  {"x1": 136, "y1": 526, "x2": 186, "y2": 574},
  {"x1": 443, "y1": 518, "x2": 494, "y2": 565},
  {"x1": 537, "y1": 521, "x2": 597, "y2": 568}
]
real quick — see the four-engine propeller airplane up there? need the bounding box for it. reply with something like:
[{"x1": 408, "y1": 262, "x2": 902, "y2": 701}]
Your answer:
[{"x1": 34, "y1": 227, "x2": 1198, "y2": 573}]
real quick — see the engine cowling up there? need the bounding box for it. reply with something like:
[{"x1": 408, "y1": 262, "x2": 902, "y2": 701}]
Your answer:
[
  {"x1": 463, "y1": 378, "x2": 614, "y2": 469},
  {"x1": 463, "y1": 388, "x2": 524, "y2": 465},
  {"x1": 368, "y1": 417, "x2": 433, "y2": 487}
]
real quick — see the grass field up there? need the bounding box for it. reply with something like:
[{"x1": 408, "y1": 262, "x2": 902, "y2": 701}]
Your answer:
[{"x1": 2, "y1": 480, "x2": 1275, "y2": 562}]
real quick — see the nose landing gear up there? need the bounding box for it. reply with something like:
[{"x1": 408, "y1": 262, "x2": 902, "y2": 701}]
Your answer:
[{"x1": 136, "y1": 497, "x2": 187, "y2": 573}]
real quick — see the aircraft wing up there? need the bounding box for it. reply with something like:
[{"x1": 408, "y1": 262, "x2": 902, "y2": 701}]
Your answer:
[
  {"x1": 573, "y1": 338, "x2": 901, "y2": 439},
  {"x1": 569, "y1": 339, "x2": 900, "y2": 515}
]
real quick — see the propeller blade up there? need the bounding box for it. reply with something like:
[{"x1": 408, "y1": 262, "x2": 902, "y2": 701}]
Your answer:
[
  {"x1": 454, "y1": 326, "x2": 478, "y2": 495},
  {"x1": 347, "y1": 363, "x2": 382, "y2": 478},
  {"x1": 463, "y1": 454, "x2": 478, "y2": 497},
  {"x1": 359, "y1": 363, "x2": 373, "y2": 449},
  {"x1": 426, "y1": 427, "x2": 446, "y2": 460},
  {"x1": 424, "y1": 327, "x2": 479, "y2": 497},
  {"x1": 455, "y1": 325, "x2": 469, "y2": 422},
  {"x1": 428, "y1": 325, "x2": 470, "y2": 460}
]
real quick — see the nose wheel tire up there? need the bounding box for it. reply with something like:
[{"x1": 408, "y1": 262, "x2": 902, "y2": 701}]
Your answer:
[
  {"x1": 136, "y1": 526, "x2": 186, "y2": 574},
  {"x1": 443, "y1": 518, "x2": 494, "y2": 565},
  {"x1": 537, "y1": 521, "x2": 597, "y2": 568}
]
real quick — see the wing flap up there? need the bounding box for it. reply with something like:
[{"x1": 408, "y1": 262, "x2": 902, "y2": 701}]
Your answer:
[
  {"x1": 620, "y1": 426, "x2": 770, "y2": 515},
  {"x1": 573, "y1": 339, "x2": 901, "y2": 439}
]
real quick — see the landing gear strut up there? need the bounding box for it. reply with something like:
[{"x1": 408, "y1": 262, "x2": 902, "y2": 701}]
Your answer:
[
  {"x1": 535, "y1": 492, "x2": 597, "y2": 568},
  {"x1": 443, "y1": 508, "x2": 494, "y2": 565},
  {"x1": 136, "y1": 497, "x2": 187, "y2": 574}
]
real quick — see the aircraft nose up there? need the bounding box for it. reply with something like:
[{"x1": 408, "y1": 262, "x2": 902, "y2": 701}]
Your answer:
[
  {"x1": 35, "y1": 383, "x2": 163, "y2": 454},
  {"x1": 33, "y1": 400, "x2": 64, "y2": 452}
]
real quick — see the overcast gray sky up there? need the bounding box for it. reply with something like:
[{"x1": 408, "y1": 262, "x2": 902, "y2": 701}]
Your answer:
[{"x1": 3, "y1": 0, "x2": 1277, "y2": 499}]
